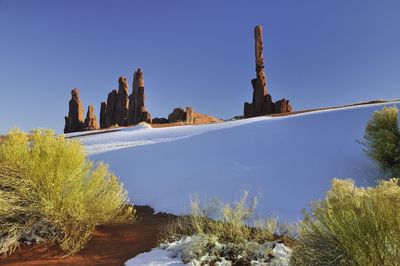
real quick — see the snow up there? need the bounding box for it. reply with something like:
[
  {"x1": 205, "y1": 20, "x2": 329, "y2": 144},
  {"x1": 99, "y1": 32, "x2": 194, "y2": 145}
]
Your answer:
[
  {"x1": 124, "y1": 235, "x2": 292, "y2": 266},
  {"x1": 75, "y1": 101, "x2": 399, "y2": 221},
  {"x1": 125, "y1": 247, "x2": 185, "y2": 266}
]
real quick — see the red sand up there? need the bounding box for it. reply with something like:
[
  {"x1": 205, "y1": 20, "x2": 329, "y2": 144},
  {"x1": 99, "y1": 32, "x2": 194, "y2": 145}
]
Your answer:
[{"x1": 0, "y1": 206, "x2": 176, "y2": 266}]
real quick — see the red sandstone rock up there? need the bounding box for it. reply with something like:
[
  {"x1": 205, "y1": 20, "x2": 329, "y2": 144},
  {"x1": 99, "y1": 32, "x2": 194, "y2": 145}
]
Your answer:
[
  {"x1": 167, "y1": 107, "x2": 220, "y2": 124},
  {"x1": 244, "y1": 25, "x2": 292, "y2": 117},
  {"x1": 185, "y1": 107, "x2": 193, "y2": 123},
  {"x1": 128, "y1": 69, "x2": 152, "y2": 125},
  {"x1": 64, "y1": 88, "x2": 85, "y2": 133},
  {"x1": 115, "y1": 76, "x2": 129, "y2": 126},
  {"x1": 100, "y1": 102, "x2": 107, "y2": 129},
  {"x1": 83, "y1": 105, "x2": 99, "y2": 130},
  {"x1": 152, "y1": 117, "x2": 169, "y2": 124},
  {"x1": 105, "y1": 89, "x2": 118, "y2": 127},
  {"x1": 168, "y1": 108, "x2": 187, "y2": 123},
  {"x1": 274, "y1": 99, "x2": 292, "y2": 113}
]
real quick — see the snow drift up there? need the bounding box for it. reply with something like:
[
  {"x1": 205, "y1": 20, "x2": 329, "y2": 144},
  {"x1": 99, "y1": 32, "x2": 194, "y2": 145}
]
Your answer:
[{"x1": 72, "y1": 102, "x2": 399, "y2": 221}]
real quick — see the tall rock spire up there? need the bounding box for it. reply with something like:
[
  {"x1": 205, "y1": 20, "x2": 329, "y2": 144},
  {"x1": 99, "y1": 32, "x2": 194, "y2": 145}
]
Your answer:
[
  {"x1": 128, "y1": 68, "x2": 151, "y2": 125},
  {"x1": 105, "y1": 89, "x2": 118, "y2": 128},
  {"x1": 100, "y1": 102, "x2": 107, "y2": 128},
  {"x1": 251, "y1": 25, "x2": 273, "y2": 116},
  {"x1": 83, "y1": 105, "x2": 99, "y2": 130},
  {"x1": 254, "y1": 25, "x2": 267, "y2": 96},
  {"x1": 115, "y1": 76, "x2": 129, "y2": 126},
  {"x1": 64, "y1": 88, "x2": 85, "y2": 133},
  {"x1": 244, "y1": 25, "x2": 292, "y2": 118}
]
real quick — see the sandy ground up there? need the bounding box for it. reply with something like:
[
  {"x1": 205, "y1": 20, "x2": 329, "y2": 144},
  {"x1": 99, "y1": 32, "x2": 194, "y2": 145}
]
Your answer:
[{"x1": 0, "y1": 206, "x2": 176, "y2": 266}]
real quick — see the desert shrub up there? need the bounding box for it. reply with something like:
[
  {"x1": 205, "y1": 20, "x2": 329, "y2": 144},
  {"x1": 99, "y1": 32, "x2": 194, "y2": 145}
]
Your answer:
[
  {"x1": 162, "y1": 192, "x2": 293, "y2": 265},
  {"x1": 291, "y1": 178, "x2": 400, "y2": 266},
  {"x1": 0, "y1": 129, "x2": 134, "y2": 256},
  {"x1": 363, "y1": 106, "x2": 400, "y2": 178}
]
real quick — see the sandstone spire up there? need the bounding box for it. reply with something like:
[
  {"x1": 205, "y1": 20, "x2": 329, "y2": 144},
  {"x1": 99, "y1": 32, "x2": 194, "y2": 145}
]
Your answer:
[
  {"x1": 64, "y1": 88, "x2": 85, "y2": 133},
  {"x1": 105, "y1": 89, "x2": 118, "y2": 127},
  {"x1": 83, "y1": 105, "x2": 99, "y2": 130},
  {"x1": 115, "y1": 76, "x2": 129, "y2": 126},
  {"x1": 100, "y1": 102, "x2": 107, "y2": 129},
  {"x1": 128, "y1": 68, "x2": 151, "y2": 125},
  {"x1": 244, "y1": 25, "x2": 292, "y2": 118}
]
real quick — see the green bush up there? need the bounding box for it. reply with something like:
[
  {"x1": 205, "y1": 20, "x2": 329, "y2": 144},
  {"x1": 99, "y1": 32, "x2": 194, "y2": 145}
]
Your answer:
[
  {"x1": 363, "y1": 106, "x2": 400, "y2": 178},
  {"x1": 291, "y1": 178, "x2": 400, "y2": 266},
  {"x1": 0, "y1": 129, "x2": 134, "y2": 256}
]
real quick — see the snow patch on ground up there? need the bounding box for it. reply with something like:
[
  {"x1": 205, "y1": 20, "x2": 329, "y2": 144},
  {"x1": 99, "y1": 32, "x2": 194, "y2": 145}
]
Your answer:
[
  {"x1": 125, "y1": 236, "x2": 292, "y2": 266},
  {"x1": 76, "y1": 101, "x2": 399, "y2": 155},
  {"x1": 81, "y1": 102, "x2": 400, "y2": 221}
]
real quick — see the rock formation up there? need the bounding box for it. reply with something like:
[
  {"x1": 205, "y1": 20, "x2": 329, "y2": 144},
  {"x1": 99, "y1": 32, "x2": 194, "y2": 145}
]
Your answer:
[
  {"x1": 191, "y1": 111, "x2": 221, "y2": 124},
  {"x1": 99, "y1": 70, "x2": 152, "y2": 129},
  {"x1": 115, "y1": 76, "x2": 129, "y2": 126},
  {"x1": 64, "y1": 88, "x2": 99, "y2": 133},
  {"x1": 128, "y1": 69, "x2": 152, "y2": 125},
  {"x1": 100, "y1": 102, "x2": 107, "y2": 128},
  {"x1": 64, "y1": 88, "x2": 85, "y2": 133},
  {"x1": 244, "y1": 25, "x2": 292, "y2": 118},
  {"x1": 274, "y1": 99, "x2": 292, "y2": 113},
  {"x1": 83, "y1": 105, "x2": 99, "y2": 131},
  {"x1": 164, "y1": 107, "x2": 221, "y2": 125},
  {"x1": 104, "y1": 89, "x2": 118, "y2": 128},
  {"x1": 168, "y1": 107, "x2": 193, "y2": 123},
  {"x1": 152, "y1": 117, "x2": 169, "y2": 124}
]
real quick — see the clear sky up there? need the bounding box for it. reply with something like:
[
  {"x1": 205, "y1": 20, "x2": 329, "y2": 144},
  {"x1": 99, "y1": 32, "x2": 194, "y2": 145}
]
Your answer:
[{"x1": 0, "y1": 0, "x2": 399, "y2": 133}]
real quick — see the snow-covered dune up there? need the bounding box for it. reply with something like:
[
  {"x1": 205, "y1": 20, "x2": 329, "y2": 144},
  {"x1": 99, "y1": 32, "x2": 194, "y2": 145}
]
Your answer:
[{"x1": 74, "y1": 102, "x2": 399, "y2": 221}]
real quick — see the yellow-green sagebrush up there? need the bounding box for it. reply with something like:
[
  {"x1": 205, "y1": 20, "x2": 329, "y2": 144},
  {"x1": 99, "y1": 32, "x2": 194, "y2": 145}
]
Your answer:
[
  {"x1": 0, "y1": 129, "x2": 134, "y2": 256},
  {"x1": 292, "y1": 178, "x2": 400, "y2": 266},
  {"x1": 363, "y1": 106, "x2": 400, "y2": 178}
]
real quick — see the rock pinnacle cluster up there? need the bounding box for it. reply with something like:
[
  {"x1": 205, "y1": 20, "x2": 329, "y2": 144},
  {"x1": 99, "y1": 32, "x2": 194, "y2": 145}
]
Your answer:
[
  {"x1": 64, "y1": 89, "x2": 99, "y2": 133},
  {"x1": 100, "y1": 69, "x2": 152, "y2": 129},
  {"x1": 64, "y1": 25, "x2": 292, "y2": 133}
]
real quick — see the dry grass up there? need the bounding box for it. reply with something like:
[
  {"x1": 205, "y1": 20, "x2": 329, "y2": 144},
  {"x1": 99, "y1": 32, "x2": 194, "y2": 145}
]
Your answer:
[
  {"x1": 160, "y1": 192, "x2": 295, "y2": 265},
  {"x1": 162, "y1": 191, "x2": 294, "y2": 246}
]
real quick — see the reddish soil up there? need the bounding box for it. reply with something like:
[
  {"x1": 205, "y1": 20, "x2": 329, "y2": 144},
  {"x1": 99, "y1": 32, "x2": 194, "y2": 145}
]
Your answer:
[{"x1": 0, "y1": 206, "x2": 176, "y2": 266}]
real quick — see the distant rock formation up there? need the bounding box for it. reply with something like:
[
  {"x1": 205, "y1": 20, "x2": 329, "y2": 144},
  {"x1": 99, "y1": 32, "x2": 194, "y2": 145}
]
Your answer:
[
  {"x1": 152, "y1": 117, "x2": 169, "y2": 124},
  {"x1": 128, "y1": 69, "x2": 152, "y2": 125},
  {"x1": 104, "y1": 89, "x2": 118, "y2": 128},
  {"x1": 168, "y1": 107, "x2": 193, "y2": 123},
  {"x1": 115, "y1": 76, "x2": 129, "y2": 126},
  {"x1": 83, "y1": 105, "x2": 99, "y2": 131},
  {"x1": 64, "y1": 88, "x2": 99, "y2": 133},
  {"x1": 101, "y1": 77, "x2": 129, "y2": 128},
  {"x1": 191, "y1": 111, "x2": 221, "y2": 124},
  {"x1": 156, "y1": 107, "x2": 221, "y2": 125},
  {"x1": 244, "y1": 25, "x2": 292, "y2": 118},
  {"x1": 65, "y1": 67, "x2": 223, "y2": 132},
  {"x1": 274, "y1": 99, "x2": 292, "y2": 113},
  {"x1": 99, "y1": 69, "x2": 152, "y2": 129},
  {"x1": 100, "y1": 102, "x2": 107, "y2": 128}
]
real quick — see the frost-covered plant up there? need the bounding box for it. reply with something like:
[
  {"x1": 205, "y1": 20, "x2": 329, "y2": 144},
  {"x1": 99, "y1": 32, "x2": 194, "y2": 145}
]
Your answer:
[
  {"x1": 0, "y1": 129, "x2": 134, "y2": 256},
  {"x1": 160, "y1": 235, "x2": 292, "y2": 266},
  {"x1": 162, "y1": 192, "x2": 294, "y2": 265},
  {"x1": 291, "y1": 178, "x2": 400, "y2": 266},
  {"x1": 363, "y1": 106, "x2": 400, "y2": 178}
]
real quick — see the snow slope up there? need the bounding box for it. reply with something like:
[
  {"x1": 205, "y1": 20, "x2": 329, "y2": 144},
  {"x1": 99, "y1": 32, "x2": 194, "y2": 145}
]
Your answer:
[{"x1": 73, "y1": 102, "x2": 399, "y2": 221}]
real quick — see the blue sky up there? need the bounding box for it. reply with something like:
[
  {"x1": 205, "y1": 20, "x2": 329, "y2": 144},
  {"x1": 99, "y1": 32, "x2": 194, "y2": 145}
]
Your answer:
[{"x1": 0, "y1": 0, "x2": 399, "y2": 133}]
